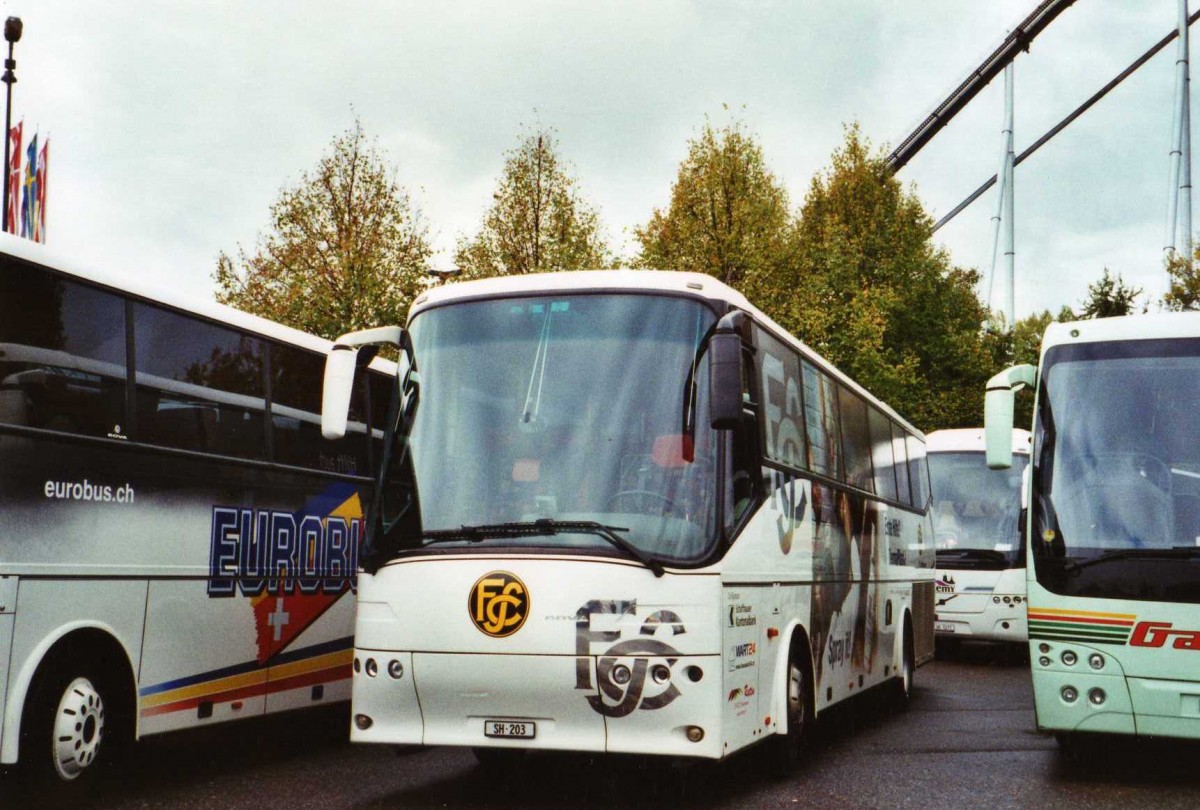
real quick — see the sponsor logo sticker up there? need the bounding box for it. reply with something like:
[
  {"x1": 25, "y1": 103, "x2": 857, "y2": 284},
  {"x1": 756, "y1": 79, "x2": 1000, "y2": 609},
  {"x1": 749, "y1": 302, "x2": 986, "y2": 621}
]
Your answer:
[{"x1": 469, "y1": 572, "x2": 530, "y2": 637}]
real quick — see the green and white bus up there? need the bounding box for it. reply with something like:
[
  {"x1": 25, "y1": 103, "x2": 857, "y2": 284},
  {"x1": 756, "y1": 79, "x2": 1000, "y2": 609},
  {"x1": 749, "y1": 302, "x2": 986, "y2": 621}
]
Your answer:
[
  {"x1": 985, "y1": 313, "x2": 1200, "y2": 750},
  {"x1": 322, "y1": 270, "x2": 935, "y2": 766}
]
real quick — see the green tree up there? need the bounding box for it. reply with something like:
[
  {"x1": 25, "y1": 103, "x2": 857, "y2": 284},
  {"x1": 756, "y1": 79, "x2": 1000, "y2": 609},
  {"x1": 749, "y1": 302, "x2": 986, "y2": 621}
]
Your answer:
[
  {"x1": 779, "y1": 125, "x2": 993, "y2": 431},
  {"x1": 633, "y1": 117, "x2": 791, "y2": 300},
  {"x1": 1163, "y1": 251, "x2": 1200, "y2": 311},
  {"x1": 1078, "y1": 268, "x2": 1142, "y2": 319},
  {"x1": 214, "y1": 120, "x2": 432, "y2": 340},
  {"x1": 454, "y1": 129, "x2": 611, "y2": 278}
]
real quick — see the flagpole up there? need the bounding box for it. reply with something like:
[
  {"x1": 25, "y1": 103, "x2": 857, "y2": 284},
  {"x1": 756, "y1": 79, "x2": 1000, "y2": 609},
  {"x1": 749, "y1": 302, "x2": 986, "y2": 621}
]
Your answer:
[{"x1": 1, "y1": 17, "x2": 21, "y2": 235}]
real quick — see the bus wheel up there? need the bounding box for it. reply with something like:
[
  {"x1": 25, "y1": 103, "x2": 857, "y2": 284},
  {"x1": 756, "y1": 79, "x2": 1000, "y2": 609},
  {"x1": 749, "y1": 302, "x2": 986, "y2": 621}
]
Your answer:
[
  {"x1": 21, "y1": 660, "x2": 127, "y2": 797},
  {"x1": 891, "y1": 625, "x2": 915, "y2": 710},
  {"x1": 770, "y1": 641, "x2": 814, "y2": 775}
]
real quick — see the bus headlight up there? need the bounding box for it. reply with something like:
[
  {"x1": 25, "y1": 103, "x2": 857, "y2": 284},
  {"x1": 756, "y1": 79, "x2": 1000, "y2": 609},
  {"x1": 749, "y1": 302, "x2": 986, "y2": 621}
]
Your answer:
[
  {"x1": 387, "y1": 659, "x2": 404, "y2": 679},
  {"x1": 1088, "y1": 653, "x2": 1105, "y2": 670},
  {"x1": 365, "y1": 658, "x2": 379, "y2": 678},
  {"x1": 1088, "y1": 688, "x2": 1107, "y2": 706},
  {"x1": 612, "y1": 664, "x2": 632, "y2": 685},
  {"x1": 651, "y1": 664, "x2": 671, "y2": 685},
  {"x1": 1038, "y1": 656, "x2": 1051, "y2": 667},
  {"x1": 1061, "y1": 686, "x2": 1079, "y2": 703},
  {"x1": 1061, "y1": 650, "x2": 1077, "y2": 666}
]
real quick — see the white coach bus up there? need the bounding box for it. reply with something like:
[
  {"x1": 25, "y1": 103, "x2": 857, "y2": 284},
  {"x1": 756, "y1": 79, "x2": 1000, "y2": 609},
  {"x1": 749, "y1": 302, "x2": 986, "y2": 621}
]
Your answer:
[
  {"x1": 985, "y1": 313, "x2": 1200, "y2": 751},
  {"x1": 322, "y1": 270, "x2": 935, "y2": 766},
  {"x1": 928, "y1": 428, "x2": 1031, "y2": 645},
  {"x1": 0, "y1": 236, "x2": 392, "y2": 794}
]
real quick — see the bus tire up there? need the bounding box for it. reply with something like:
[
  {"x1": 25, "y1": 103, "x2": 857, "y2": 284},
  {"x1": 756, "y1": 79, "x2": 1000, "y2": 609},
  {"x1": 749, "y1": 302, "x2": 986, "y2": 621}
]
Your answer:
[
  {"x1": 769, "y1": 634, "x2": 814, "y2": 776},
  {"x1": 19, "y1": 648, "x2": 132, "y2": 798},
  {"x1": 891, "y1": 622, "x2": 915, "y2": 710}
]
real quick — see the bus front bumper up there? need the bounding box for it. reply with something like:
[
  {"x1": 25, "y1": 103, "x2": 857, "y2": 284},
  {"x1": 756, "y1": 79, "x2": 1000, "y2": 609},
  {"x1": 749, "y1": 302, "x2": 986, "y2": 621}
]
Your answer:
[{"x1": 350, "y1": 649, "x2": 723, "y2": 758}]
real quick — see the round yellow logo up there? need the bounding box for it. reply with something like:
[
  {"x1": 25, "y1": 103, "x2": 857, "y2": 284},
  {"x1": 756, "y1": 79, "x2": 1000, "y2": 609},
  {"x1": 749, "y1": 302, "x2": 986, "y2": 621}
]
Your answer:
[{"x1": 468, "y1": 572, "x2": 530, "y2": 637}]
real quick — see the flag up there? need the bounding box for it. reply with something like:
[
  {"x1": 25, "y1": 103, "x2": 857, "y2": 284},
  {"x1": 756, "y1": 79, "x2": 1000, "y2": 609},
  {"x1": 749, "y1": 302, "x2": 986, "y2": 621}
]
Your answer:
[
  {"x1": 21, "y1": 133, "x2": 35, "y2": 240},
  {"x1": 34, "y1": 139, "x2": 46, "y2": 243},
  {"x1": 5, "y1": 121, "x2": 20, "y2": 234}
]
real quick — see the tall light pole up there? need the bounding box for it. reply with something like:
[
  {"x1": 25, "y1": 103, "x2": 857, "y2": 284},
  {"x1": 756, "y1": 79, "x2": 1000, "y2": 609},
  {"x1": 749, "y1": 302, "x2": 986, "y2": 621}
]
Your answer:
[{"x1": 1, "y1": 17, "x2": 22, "y2": 235}]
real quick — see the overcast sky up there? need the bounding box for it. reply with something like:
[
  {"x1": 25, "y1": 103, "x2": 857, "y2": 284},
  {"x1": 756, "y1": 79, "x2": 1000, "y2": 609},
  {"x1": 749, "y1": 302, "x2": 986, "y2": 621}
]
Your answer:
[{"x1": 7, "y1": 1, "x2": 1194, "y2": 321}]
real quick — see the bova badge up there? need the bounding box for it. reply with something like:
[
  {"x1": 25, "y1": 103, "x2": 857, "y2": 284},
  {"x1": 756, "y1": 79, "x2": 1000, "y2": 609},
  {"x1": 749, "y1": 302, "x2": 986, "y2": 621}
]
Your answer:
[{"x1": 469, "y1": 571, "x2": 529, "y2": 637}]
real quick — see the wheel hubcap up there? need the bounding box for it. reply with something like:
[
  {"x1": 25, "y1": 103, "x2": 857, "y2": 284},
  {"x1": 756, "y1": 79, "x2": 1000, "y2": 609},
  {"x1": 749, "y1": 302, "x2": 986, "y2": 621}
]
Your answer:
[
  {"x1": 52, "y1": 677, "x2": 105, "y2": 781},
  {"x1": 787, "y1": 662, "x2": 804, "y2": 734}
]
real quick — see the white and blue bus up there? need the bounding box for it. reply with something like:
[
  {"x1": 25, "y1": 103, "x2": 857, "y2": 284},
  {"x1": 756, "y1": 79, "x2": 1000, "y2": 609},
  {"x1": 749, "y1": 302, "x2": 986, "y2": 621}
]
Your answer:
[
  {"x1": 321, "y1": 270, "x2": 935, "y2": 766},
  {"x1": 0, "y1": 236, "x2": 391, "y2": 794},
  {"x1": 928, "y1": 428, "x2": 1031, "y2": 646}
]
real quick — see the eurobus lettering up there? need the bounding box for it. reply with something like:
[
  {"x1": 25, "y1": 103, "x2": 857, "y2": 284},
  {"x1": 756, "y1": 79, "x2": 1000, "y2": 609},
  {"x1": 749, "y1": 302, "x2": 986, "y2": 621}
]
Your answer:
[{"x1": 0, "y1": 236, "x2": 392, "y2": 792}]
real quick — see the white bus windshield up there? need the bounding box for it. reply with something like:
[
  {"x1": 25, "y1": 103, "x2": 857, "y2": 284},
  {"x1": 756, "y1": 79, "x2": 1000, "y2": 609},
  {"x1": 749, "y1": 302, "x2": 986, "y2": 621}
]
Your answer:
[
  {"x1": 378, "y1": 293, "x2": 721, "y2": 565},
  {"x1": 1033, "y1": 338, "x2": 1200, "y2": 603},
  {"x1": 929, "y1": 451, "x2": 1026, "y2": 565}
]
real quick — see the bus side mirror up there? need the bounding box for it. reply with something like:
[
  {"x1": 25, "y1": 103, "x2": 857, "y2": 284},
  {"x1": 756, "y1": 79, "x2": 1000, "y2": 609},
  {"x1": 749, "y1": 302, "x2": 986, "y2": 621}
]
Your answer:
[
  {"x1": 321, "y1": 325, "x2": 405, "y2": 440},
  {"x1": 984, "y1": 364, "x2": 1036, "y2": 469},
  {"x1": 709, "y1": 331, "x2": 743, "y2": 430}
]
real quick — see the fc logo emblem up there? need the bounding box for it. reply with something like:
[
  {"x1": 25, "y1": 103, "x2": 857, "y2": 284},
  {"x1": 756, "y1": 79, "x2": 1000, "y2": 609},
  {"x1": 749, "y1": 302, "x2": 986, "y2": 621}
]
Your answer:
[{"x1": 469, "y1": 572, "x2": 529, "y2": 637}]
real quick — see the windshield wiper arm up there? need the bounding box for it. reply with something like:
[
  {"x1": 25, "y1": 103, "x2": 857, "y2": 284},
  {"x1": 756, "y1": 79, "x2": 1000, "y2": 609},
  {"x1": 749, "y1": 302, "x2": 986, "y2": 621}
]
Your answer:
[
  {"x1": 1063, "y1": 547, "x2": 1200, "y2": 573},
  {"x1": 416, "y1": 519, "x2": 665, "y2": 577}
]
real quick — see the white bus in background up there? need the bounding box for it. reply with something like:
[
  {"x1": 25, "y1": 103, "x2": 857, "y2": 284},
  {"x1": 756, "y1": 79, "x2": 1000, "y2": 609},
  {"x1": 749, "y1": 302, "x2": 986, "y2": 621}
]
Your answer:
[
  {"x1": 986, "y1": 313, "x2": 1200, "y2": 753},
  {"x1": 927, "y1": 428, "x2": 1030, "y2": 646},
  {"x1": 0, "y1": 235, "x2": 392, "y2": 796},
  {"x1": 322, "y1": 270, "x2": 935, "y2": 768}
]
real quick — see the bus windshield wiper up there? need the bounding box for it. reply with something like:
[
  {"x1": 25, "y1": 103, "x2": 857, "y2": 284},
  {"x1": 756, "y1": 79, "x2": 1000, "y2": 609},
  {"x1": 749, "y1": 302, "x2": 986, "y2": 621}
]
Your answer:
[
  {"x1": 416, "y1": 519, "x2": 665, "y2": 577},
  {"x1": 1063, "y1": 547, "x2": 1200, "y2": 573}
]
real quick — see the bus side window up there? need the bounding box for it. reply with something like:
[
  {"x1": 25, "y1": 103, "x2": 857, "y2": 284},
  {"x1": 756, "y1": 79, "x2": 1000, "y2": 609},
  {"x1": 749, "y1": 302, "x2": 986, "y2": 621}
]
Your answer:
[
  {"x1": 868, "y1": 406, "x2": 899, "y2": 501},
  {"x1": 892, "y1": 422, "x2": 913, "y2": 507},
  {"x1": 906, "y1": 434, "x2": 931, "y2": 512},
  {"x1": 272, "y1": 343, "x2": 367, "y2": 474},
  {"x1": 838, "y1": 385, "x2": 875, "y2": 494},
  {"x1": 133, "y1": 303, "x2": 267, "y2": 460},
  {"x1": 727, "y1": 346, "x2": 761, "y2": 533},
  {"x1": 0, "y1": 260, "x2": 127, "y2": 437},
  {"x1": 802, "y1": 361, "x2": 842, "y2": 481}
]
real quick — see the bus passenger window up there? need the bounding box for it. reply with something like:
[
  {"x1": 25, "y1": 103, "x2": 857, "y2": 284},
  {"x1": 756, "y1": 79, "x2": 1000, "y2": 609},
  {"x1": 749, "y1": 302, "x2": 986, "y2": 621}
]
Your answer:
[
  {"x1": 272, "y1": 344, "x2": 367, "y2": 474},
  {"x1": 0, "y1": 261, "x2": 127, "y2": 437},
  {"x1": 726, "y1": 348, "x2": 760, "y2": 534},
  {"x1": 133, "y1": 304, "x2": 267, "y2": 459}
]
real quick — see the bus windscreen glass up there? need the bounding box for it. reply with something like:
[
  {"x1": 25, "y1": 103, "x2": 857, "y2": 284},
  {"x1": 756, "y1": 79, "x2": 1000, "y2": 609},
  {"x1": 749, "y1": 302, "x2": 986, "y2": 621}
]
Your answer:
[
  {"x1": 384, "y1": 294, "x2": 721, "y2": 564},
  {"x1": 929, "y1": 451, "x2": 1026, "y2": 567},
  {"x1": 1033, "y1": 338, "x2": 1200, "y2": 603}
]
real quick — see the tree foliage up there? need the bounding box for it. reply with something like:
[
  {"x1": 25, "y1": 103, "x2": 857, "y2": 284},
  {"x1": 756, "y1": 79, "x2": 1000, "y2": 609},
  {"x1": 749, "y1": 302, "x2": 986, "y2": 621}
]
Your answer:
[
  {"x1": 454, "y1": 129, "x2": 611, "y2": 278},
  {"x1": 214, "y1": 121, "x2": 432, "y2": 340},
  {"x1": 776, "y1": 126, "x2": 995, "y2": 431},
  {"x1": 633, "y1": 119, "x2": 792, "y2": 298},
  {"x1": 1163, "y1": 251, "x2": 1200, "y2": 311},
  {"x1": 1077, "y1": 268, "x2": 1142, "y2": 319}
]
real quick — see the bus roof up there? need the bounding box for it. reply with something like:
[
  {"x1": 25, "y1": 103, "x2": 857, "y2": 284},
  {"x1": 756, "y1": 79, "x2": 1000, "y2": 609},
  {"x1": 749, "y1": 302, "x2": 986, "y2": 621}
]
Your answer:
[
  {"x1": 1043, "y1": 312, "x2": 1200, "y2": 353},
  {"x1": 927, "y1": 427, "x2": 1031, "y2": 455},
  {"x1": 0, "y1": 234, "x2": 396, "y2": 375},
  {"x1": 410, "y1": 270, "x2": 926, "y2": 439}
]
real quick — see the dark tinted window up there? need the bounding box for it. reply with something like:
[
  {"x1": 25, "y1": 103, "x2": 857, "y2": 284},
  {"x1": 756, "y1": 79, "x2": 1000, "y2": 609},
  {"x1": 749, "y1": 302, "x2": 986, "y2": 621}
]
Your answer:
[
  {"x1": 892, "y1": 422, "x2": 913, "y2": 507},
  {"x1": 133, "y1": 303, "x2": 267, "y2": 458},
  {"x1": 272, "y1": 343, "x2": 366, "y2": 474},
  {"x1": 0, "y1": 260, "x2": 127, "y2": 437},
  {"x1": 802, "y1": 361, "x2": 841, "y2": 479},
  {"x1": 838, "y1": 385, "x2": 874, "y2": 493},
  {"x1": 868, "y1": 407, "x2": 898, "y2": 501},
  {"x1": 755, "y1": 327, "x2": 807, "y2": 470},
  {"x1": 906, "y1": 434, "x2": 930, "y2": 511}
]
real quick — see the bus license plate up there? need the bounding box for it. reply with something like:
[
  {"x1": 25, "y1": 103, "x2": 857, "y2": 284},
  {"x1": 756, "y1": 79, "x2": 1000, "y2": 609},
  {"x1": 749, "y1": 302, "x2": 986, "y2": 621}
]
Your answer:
[
  {"x1": 935, "y1": 622, "x2": 956, "y2": 633},
  {"x1": 484, "y1": 720, "x2": 536, "y2": 739}
]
